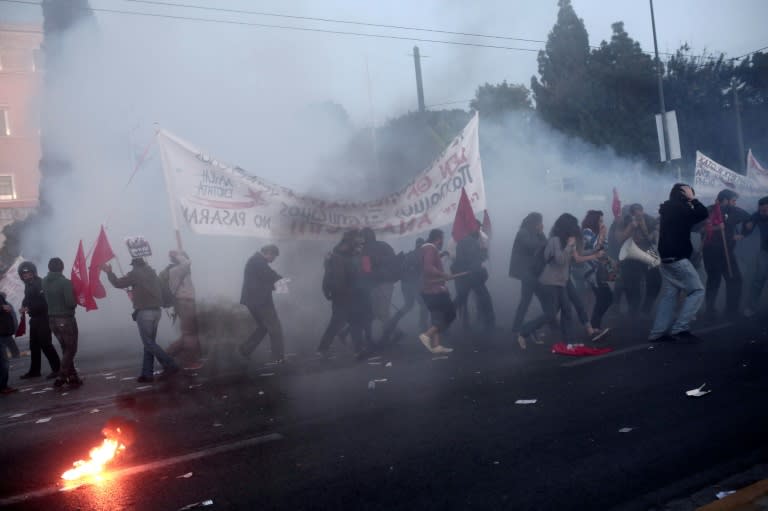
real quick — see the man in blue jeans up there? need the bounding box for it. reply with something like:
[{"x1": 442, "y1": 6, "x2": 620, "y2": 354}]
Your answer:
[
  {"x1": 648, "y1": 183, "x2": 709, "y2": 342},
  {"x1": 103, "y1": 258, "x2": 179, "y2": 382}
]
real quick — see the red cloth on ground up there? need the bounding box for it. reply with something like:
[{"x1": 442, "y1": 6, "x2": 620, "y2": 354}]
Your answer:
[{"x1": 551, "y1": 342, "x2": 613, "y2": 357}]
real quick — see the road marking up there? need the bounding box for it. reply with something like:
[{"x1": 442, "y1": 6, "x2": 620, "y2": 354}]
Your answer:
[
  {"x1": 561, "y1": 322, "x2": 733, "y2": 368},
  {"x1": 0, "y1": 433, "x2": 283, "y2": 507}
]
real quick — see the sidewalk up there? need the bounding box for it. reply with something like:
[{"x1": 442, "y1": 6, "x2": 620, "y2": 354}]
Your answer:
[{"x1": 657, "y1": 465, "x2": 768, "y2": 510}]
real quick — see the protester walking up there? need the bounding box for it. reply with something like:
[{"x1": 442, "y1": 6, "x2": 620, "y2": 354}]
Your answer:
[
  {"x1": 161, "y1": 250, "x2": 203, "y2": 370},
  {"x1": 744, "y1": 196, "x2": 768, "y2": 317},
  {"x1": 239, "y1": 245, "x2": 285, "y2": 363},
  {"x1": 0, "y1": 292, "x2": 18, "y2": 394},
  {"x1": 617, "y1": 204, "x2": 661, "y2": 316},
  {"x1": 104, "y1": 258, "x2": 180, "y2": 382},
  {"x1": 510, "y1": 213, "x2": 547, "y2": 337},
  {"x1": 452, "y1": 220, "x2": 495, "y2": 336},
  {"x1": 418, "y1": 229, "x2": 455, "y2": 354},
  {"x1": 359, "y1": 228, "x2": 399, "y2": 348},
  {"x1": 648, "y1": 184, "x2": 709, "y2": 342},
  {"x1": 581, "y1": 210, "x2": 613, "y2": 339},
  {"x1": 42, "y1": 258, "x2": 82, "y2": 388},
  {"x1": 18, "y1": 261, "x2": 60, "y2": 380},
  {"x1": 380, "y1": 237, "x2": 429, "y2": 346}
]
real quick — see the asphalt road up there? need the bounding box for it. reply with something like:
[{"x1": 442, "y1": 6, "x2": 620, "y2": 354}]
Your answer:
[{"x1": 1, "y1": 313, "x2": 767, "y2": 511}]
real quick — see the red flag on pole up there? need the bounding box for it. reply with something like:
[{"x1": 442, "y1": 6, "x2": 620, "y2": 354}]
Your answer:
[
  {"x1": 88, "y1": 226, "x2": 115, "y2": 299},
  {"x1": 612, "y1": 188, "x2": 621, "y2": 219},
  {"x1": 452, "y1": 188, "x2": 478, "y2": 242},
  {"x1": 482, "y1": 209, "x2": 492, "y2": 239},
  {"x1": 705, "y1": 202, "x2": 724, "y2": 243},
  {"x1": 72, "y1": 240, "x2": 97, "y2": 310}
]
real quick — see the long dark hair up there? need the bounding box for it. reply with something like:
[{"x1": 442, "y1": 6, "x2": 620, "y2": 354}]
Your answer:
[
  {"x1": 550, "y1": 213, "x2": 580, "y2": 248},
  {"x1": 581, "y1": 210, "x2": 603, "y2": 234},
  {"x1": 520, "y1": 212, "x2": 543, "y2": 233}
]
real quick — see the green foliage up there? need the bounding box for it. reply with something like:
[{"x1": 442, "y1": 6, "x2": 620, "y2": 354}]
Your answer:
[{"x1": 470, "y1": 81, "x2": 531, "y2": 119}]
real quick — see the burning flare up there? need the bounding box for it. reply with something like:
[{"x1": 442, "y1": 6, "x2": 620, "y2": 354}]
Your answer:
[{"x1": 61, "y1": 438, "x2": 126, "y2": 481}]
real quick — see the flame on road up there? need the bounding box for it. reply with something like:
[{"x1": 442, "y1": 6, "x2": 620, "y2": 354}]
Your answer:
[{"x1": 61, "y1": 438, "x2": 126, "y2": 482}]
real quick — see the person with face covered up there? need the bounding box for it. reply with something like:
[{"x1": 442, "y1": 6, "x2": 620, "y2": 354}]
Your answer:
[
  {"x1": 161, "y1": 250, "x2": 202, "y2": 370},
  {"x1": 744, "y1": 196, "x2": 768, "y2": 317},
  {"x1": 617, "y1": 203, "x2": 662, "y2": 317},
  {"x1": 700, "y1": 189, "x2": 752, "y2": 320},
  {"x1": 18, "y1": 261, "x2": 60, "y2": 380}
]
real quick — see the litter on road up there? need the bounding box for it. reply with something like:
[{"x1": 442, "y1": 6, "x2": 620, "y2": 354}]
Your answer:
[
  {"x1": 685, "y1": 383, "x2": 711, "y2": 398},
  {"x1": 178, "y1": 499, "x2": 213, "y2": 510},
  {"x1": 515, "y1": 399, "x2": 537, "y2": 405},
  {"x1": 90, "y1": 408, "x2": 100, "y2": 414},
  {"x1": 619, "y1": 427, "x2": 633, "y2": 433},
  {"x1": 177, "y1": 472, "x2": 193, "y2": 479},
  {"x1": 9, "y1": 413, "x2": 26, "y2": 418},
  {"x1": 105, "y1": 376, "x2": 116, "y2": 380},
  {"x1": 432, "y1": 356, "x2": 449, "y2": 361},
  {"x1": 716, "y1": 491, "x2": 736, "y2": 499},
  {"x1": 35, "y1": 417, "x2": 51, "y2": 424},
  {"x1": 260, "y1": 373, "x2": 275, "y2": 377},
  {"x1": 373, "y1": 378, "x2": 388, "y2": 383},
  {"x1": 385, "y1": 362, "x2": 393, "y2": 367},
  {"x1": 136, "y1": 385, "x2": 152, "y2": 390}
]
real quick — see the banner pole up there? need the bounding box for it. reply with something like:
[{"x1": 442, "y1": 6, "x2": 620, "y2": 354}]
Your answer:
[{"x1": 157, "y1": 129, "x2": 184, "y2": 251}]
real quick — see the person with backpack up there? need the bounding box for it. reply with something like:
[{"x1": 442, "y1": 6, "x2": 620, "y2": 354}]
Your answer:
[
  {"x1": 238, "y1": 245, "x2": 285, "y2": 363},
  {"x1": 42, "y1": 257, "x2": 83, "y2": 388},
  {"x1": 160, "y1": 250, "x2": 202, "y2": 370},
  {"x1": 0, "y1": 292, "x2": 19, "y2": 394},
  {"x1": 379, "y1": 237, "x2": 429, "y2": 346},
  {"x1": 509, "y1": 213, "x2": 547, "y2": 341},
  {"x1": 359, "y1": 228, "x2": 398, "y2": 347},
  {"x1": 103, "y1": 258, "x2": 180, "y2": 382},
  {"x1": 516, "y1": 214, "x2": 603, "y2": 350},
  {"x1": 18, "y1": 261, "x2": 60, "y2": 380},
  {"x1": 317, "y1": 230, "x2": 368, "y2": 357}
]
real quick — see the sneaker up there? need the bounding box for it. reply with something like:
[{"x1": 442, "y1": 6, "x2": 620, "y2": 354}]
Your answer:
[
  {"x1": 46, "y1": 371, "x2": 59, "y2": 380},
  {"x1": 433, "y1": 345, "x2": 453, "y2": 354},
  {"x1": 418, "y1": 333, "x2": 433, "y2": 352},
  {"x1": 136, "y1": 375, "x2": 154, "y2": 383},
  {"x1": 517, "y1": 335, "x2": 528, "y2": 350},
  {"x1": 19, "y1": 372, "x2": 40, "y2": 380},
  {"x1": 0, "y1": 386, "x2": 18, "y2": 395},
  {"x1": 672, "y1": 330, "x2": 702, "y2": 343},
  {"x1": 591, "y1": 328, "x2": 611, "y2": 342},
  {"x1": 648, "y1": 334, "x2": 676, "y2": 343}
]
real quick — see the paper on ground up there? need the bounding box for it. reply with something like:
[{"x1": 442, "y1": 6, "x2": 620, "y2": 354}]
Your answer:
[
  {"x1": 685, "y1": 383, "x2": 711, "y2": 397},
  {"x1": 515, "y1": 399, "x2": 537, "y2": 405}
]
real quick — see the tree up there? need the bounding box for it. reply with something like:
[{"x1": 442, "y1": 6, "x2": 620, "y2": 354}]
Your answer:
[
  {"x1": 470, "y1": 81, "x2": 531, "y2": 120},
  {"x1": 531, "y1": 0, "x2": 592, "y2": 139}
]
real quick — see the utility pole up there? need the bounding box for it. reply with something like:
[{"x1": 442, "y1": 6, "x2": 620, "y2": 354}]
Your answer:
[
  {"x1": 413, "y1": 45, "x2": 425, "y2": 112},
  {"x1": 649, "y1": 0, "x2": 676, "y2": 178},
  {"x1": 731, "y1": 76, "x2": 746, "y2": 172}
]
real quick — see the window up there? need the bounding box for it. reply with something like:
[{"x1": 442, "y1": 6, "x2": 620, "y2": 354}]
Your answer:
[
  {"x1": 0, "y1": 176, "x2": 15, "y2": 200},
  {"x1": 0, "y1": 109, "x2": 8, "y2": 136}
]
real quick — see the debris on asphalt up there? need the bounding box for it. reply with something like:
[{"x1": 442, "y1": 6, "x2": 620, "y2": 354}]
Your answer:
[
  {"x1": 212, "y1": 422, "x2": 223, "y2": 427},
  {"x1": 102, "y1": 372, "x2": 114, "y2": 376},
  {"x1": 178, "y1": 499, "x2": 213, "y2": 510},
  {"x1": 368, "y1": 362, "x2": 382, "y2": 366},
  {"x1": 385, "y1": 362, "x2": 393, "y2": 368},
  {"x1": 222, "y1": 395, "x2": 228, "y2": 399},
  {"x1": 60, "y1": 392, "x2": 68, "y2": 396},
  {"x1": 685, "y1": 383, "x2": 711, "y2": 398},
  {"x1": 35, "y1": 417, "x2": 51, "y2": 424},
  {"x1": 188, "y1": 384, "x2": 203, "y2": 389},
  {"x1": 367, "y1": 356, "x2": 382, "y2": 361},
  {"x1": 432, "y1": 356, "x2": 449, "y2": 361},
  {"x1": 648, "y1": 346, "x2": 655, "y2": 350},
  {"x1": 515, "y1": 399, "x2": 537, "y2": 405},
  {"x1": 136, "y1": 385, "x2": 152, "y2": 390},
  {"x1": 177, "y1": 472, "x2": 193, "y2": 479},
  {"x1": 105, "y1": 376, "x2": 116, "y2": 380},
  {"x1": 90, "y1": 408, "x2": 100, "y2": 414},
  {"x1": 260, "y1": 373, "x2": 275, "y2": 377},
  {"x1": 121, "y1": 377, "x2": 134, "y2": 381},
  {"x1": 618, "y1": 427, "x2": 633, "y2": 433},
  {"x1": 373, "y1": 378, "x2": 388, "y2": 383},
  {"x1": 493, "y1": 461, "x2": 500, "y2": 465},
  {"x1": 9, "y1": 413, "x2": 26, "y2": 418},
  {"x1": 716, "y1": 491, "x2": 736, "y2": 499},
  {"x1": 31, "y1": 390, "x2": 49, "y2": 395},
  {"x1": 19, "y1": 387, "x2": 32, "y2": 392},
  {"x1": 258, "y1": 391, "x2": 265, "y2": 396}
]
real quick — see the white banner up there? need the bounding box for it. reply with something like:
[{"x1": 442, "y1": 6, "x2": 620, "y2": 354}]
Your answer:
[
  {"x1": 693, "y1": 151, "x2": 766, "y2": 198},
  {"x1": 747, "y1": 149, "x2": 768, "y2": 189},
  {"x1": 158, "y1": 113, "x2": 486, "y2": 240}
]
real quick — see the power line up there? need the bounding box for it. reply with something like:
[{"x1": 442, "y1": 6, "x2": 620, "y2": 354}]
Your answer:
[
  {"x1": 426, "y1": 99, "x2": 473, "y2": 108},
  {"x1": 732, "y1": 45, "x2": 768, "y2": 61},
  {"x1": 0, "y1": 0, "x2": 541, "y2": 53}
]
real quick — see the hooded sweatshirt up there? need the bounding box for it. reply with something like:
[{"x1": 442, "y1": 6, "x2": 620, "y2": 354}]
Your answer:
[
  {"x1": 42, "y1": 272, "x2": 77, "y2": 317},
  {"x1": 657, "y1": 189, "x2": 709, "y2": 261},
  {"x1": 19, "y1": 261, "x2": 48, "y2": 319}
]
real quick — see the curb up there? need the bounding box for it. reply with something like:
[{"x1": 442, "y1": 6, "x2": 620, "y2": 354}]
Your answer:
[{"x1": 697, "y1": 479, "x2": 768, "y2": 510}]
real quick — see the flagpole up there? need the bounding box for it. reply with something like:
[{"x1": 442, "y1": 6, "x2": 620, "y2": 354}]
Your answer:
[
  {"x1": 157, "y1": 128, "x2": 184, "y2": 251},
  {"x1": 719, "y1": 227, "x2": 733, "y2": 277}
]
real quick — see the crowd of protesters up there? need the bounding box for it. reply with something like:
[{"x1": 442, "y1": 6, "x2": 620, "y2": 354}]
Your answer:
[{"x1": 1, "y1": 185, "x2": 768, "y2": 394}]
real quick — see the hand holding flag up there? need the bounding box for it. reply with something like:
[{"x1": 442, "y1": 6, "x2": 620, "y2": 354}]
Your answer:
[{"x1": 72, "y1": 240, "x2": 97, "y2": 310}]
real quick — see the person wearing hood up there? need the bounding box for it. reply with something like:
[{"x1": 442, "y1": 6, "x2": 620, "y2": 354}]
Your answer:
[
  {"x1": 18, "y1": 261, "x2": 60, "y2": 380},
  {"x1": 103, "y1": 257, "x2": 180, "y2": 382},
  {"x1": 42, "y1": 258, "x2": 82, "y2": 388},
  {"x1": 160, "y1": 250, "x2": 202, "y2": 370},
  {"x1": 648, "y1": 183, "x2": 709, "y2": 342},
  {"x1": 0, "y1": 292, "x2": 19, "y2": 394}
]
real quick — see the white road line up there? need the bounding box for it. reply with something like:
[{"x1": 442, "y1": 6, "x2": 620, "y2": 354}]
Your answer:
[
  {"x1": 561, "y1": 322, "x2": 733, "y2": 368},
  {"x1": 0, "y1": 433, "x2": 283, "y2": 507}
]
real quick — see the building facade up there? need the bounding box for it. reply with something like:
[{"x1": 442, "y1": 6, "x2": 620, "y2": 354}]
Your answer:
[{"x1": 0, "y1": 24, "x2": 42, "y2": 244}]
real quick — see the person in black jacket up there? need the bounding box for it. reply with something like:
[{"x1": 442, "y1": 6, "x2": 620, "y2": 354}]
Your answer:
[
  {"x1": 0, "y1": 292, "x2": 18, "y2": 394},
  {"x1": 18, "y1": 261, "x2": 60, "y2": 379},
  {"x1": 648, "y1": 184, "x2": 709, "y2": 342},
  {"x1": 238, "y1": 245, "x2": 285, "y2": 363},
  {"x1": 509, "y1": 213, "x2": 547, "y2": 338},
  {"x1": 452, "y1": 221, "x2": 495, "y2": 336}
]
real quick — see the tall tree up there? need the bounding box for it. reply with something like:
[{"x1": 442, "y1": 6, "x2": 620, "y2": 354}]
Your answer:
[
  {"x1": 470, "y1": 81, "x2": 531, "y2": 120},
  {"x1": 531, "y1": 0, "x2": 592, "y2": 139}
]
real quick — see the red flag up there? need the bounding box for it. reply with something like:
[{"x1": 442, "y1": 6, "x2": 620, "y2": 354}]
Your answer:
[
  {"x1": 72, "y1": 240, "x2": 97, "y2": 311},
  {"x1": 612, "y1": 188, "x2": 621, "y2": 219},
  {"x1": 88, "y1": 225, "x2": 115, "y2": 299},
  {"x1": 482, "y1": 209, "x2": 492, "y2": 239},
  {"x1": 15, "y1": 312, "x2": 25, "y2": 337},
  {"x1": 452, "y1": 188, "x2": 478, "y2": 242},
  {"x1": 705, "y1": 202, "x2": 724, "y2": 243}
]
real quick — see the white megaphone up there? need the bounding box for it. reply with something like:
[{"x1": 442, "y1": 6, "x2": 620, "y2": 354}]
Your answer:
[{"x1": 619, "y1": 238, "x2": 661, "y2": 268}]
